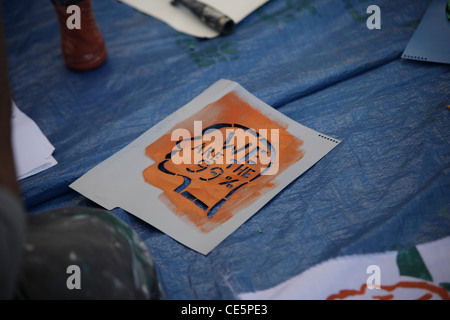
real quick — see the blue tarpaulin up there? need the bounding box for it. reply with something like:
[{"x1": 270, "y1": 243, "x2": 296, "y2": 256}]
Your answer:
[{"x1": 2, "y1": 0, "x2": 449, "y2": 299}]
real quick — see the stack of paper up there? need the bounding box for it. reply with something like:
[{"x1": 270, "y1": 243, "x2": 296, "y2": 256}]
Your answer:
[{"x1": 11, "y1": 101, "x2": 57, "y2": 180}]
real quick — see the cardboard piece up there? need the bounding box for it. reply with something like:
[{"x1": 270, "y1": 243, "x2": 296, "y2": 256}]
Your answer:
[{"x1": 70, "y1": 80, "x2": 340, "y2": 254}]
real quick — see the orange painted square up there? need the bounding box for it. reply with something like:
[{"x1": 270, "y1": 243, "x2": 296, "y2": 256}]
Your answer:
[{"x1": 143, "y1": 91, "x2": 305, "y2": 233}]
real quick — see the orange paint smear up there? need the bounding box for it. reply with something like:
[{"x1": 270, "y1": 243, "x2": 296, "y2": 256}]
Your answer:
[
  {"x1": 373, "y1": 294, "x2": 394, "y2": 300},
  {"x1": 142, "y1": 91, "x2": 305, "y2": 233},
  {"x1": 327, "y1": 281, "x2": 450, "y2": 300}
]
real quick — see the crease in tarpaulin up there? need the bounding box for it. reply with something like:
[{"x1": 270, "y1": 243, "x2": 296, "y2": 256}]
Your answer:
[{"x1": 270, "y1": 51, "x2": 404, "y2": 111}]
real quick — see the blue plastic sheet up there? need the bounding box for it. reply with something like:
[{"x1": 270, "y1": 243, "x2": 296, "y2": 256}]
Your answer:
[{"x1": 2, "y1": 0, "x2": 449, "y2": 299}]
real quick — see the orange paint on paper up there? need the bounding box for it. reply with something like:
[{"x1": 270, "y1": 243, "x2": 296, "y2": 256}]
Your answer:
[
  {"x1": 372, "y1": 294, "x2": 394, "y2": 300},
  {"x1": 327, "y1": 281, "x2": 450, "y2": 300},
  {"x1": 142, "y1": 91, "x2": 305, "y2": 233}
]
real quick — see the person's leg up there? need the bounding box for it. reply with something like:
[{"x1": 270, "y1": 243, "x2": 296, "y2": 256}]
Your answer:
[
  {"x1": 15, "y1": 207, "x2": 164, "y2": 300},
  {"x1": 52, "y1": 0, "x2": 107, "y2": 71},
  {"x1": 0, "y1": 3, "x2": 26, "y2": 300}
]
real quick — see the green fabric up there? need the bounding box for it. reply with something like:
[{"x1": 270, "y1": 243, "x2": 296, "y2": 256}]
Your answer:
[{"x1": 396, "y1": 246, "x2": 433, "y2": 282}]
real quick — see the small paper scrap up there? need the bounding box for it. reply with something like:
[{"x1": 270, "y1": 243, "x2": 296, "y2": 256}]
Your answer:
[
  {"x1": 11, "y1": 101, "x2": 57, "y2": 180},
  {"x1": 70, "y1": 79, "x2": 340, "y2": 254},
  {"x1": 402, "y1": 0, "x2": 450, "y2": 65}
]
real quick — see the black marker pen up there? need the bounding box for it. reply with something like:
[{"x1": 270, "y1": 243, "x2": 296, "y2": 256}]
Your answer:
[{"x1": 171, "y1": 0, "x2": 235, "y2": 35}]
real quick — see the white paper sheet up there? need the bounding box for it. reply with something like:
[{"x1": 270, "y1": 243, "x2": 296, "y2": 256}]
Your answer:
[
  {"x1": 402, "y1": 0, "x2": 450, "y2": 65},
  {"x1": 240, "y1": 236, "x2": 450, "y2": 300},
  {"x1": 70, "y1": 79, "x2": 340, "y2": 255},
  {"x1": 11, "y1": 101, "x2": 57, "y2": 180},
  {"x1": 118, "y1": 0, "x2": 270, "y2": 38}
]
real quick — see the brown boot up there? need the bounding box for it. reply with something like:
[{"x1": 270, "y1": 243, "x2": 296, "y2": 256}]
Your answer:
[{"x1": 52, "y1": 0, "x2": 107, "y2": 71}]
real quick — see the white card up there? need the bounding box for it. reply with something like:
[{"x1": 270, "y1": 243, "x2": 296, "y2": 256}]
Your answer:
[
  {"x1": 11, "y1": 101, "x2": 57, "y2": 180},
  {"x1": 402, "y1": 0, "x2": 450, "y2": 65},
  {"x1": 70, "y1": 80, "x2": 340, "y2": 254},
  {"x1": 118, "y1": 0, "x2": 271, "y2": 38}
]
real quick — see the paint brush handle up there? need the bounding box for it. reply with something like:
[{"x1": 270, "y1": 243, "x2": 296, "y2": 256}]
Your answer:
[{"x1": 171, "y1": 0, "x2": 235, "y2": 35}]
